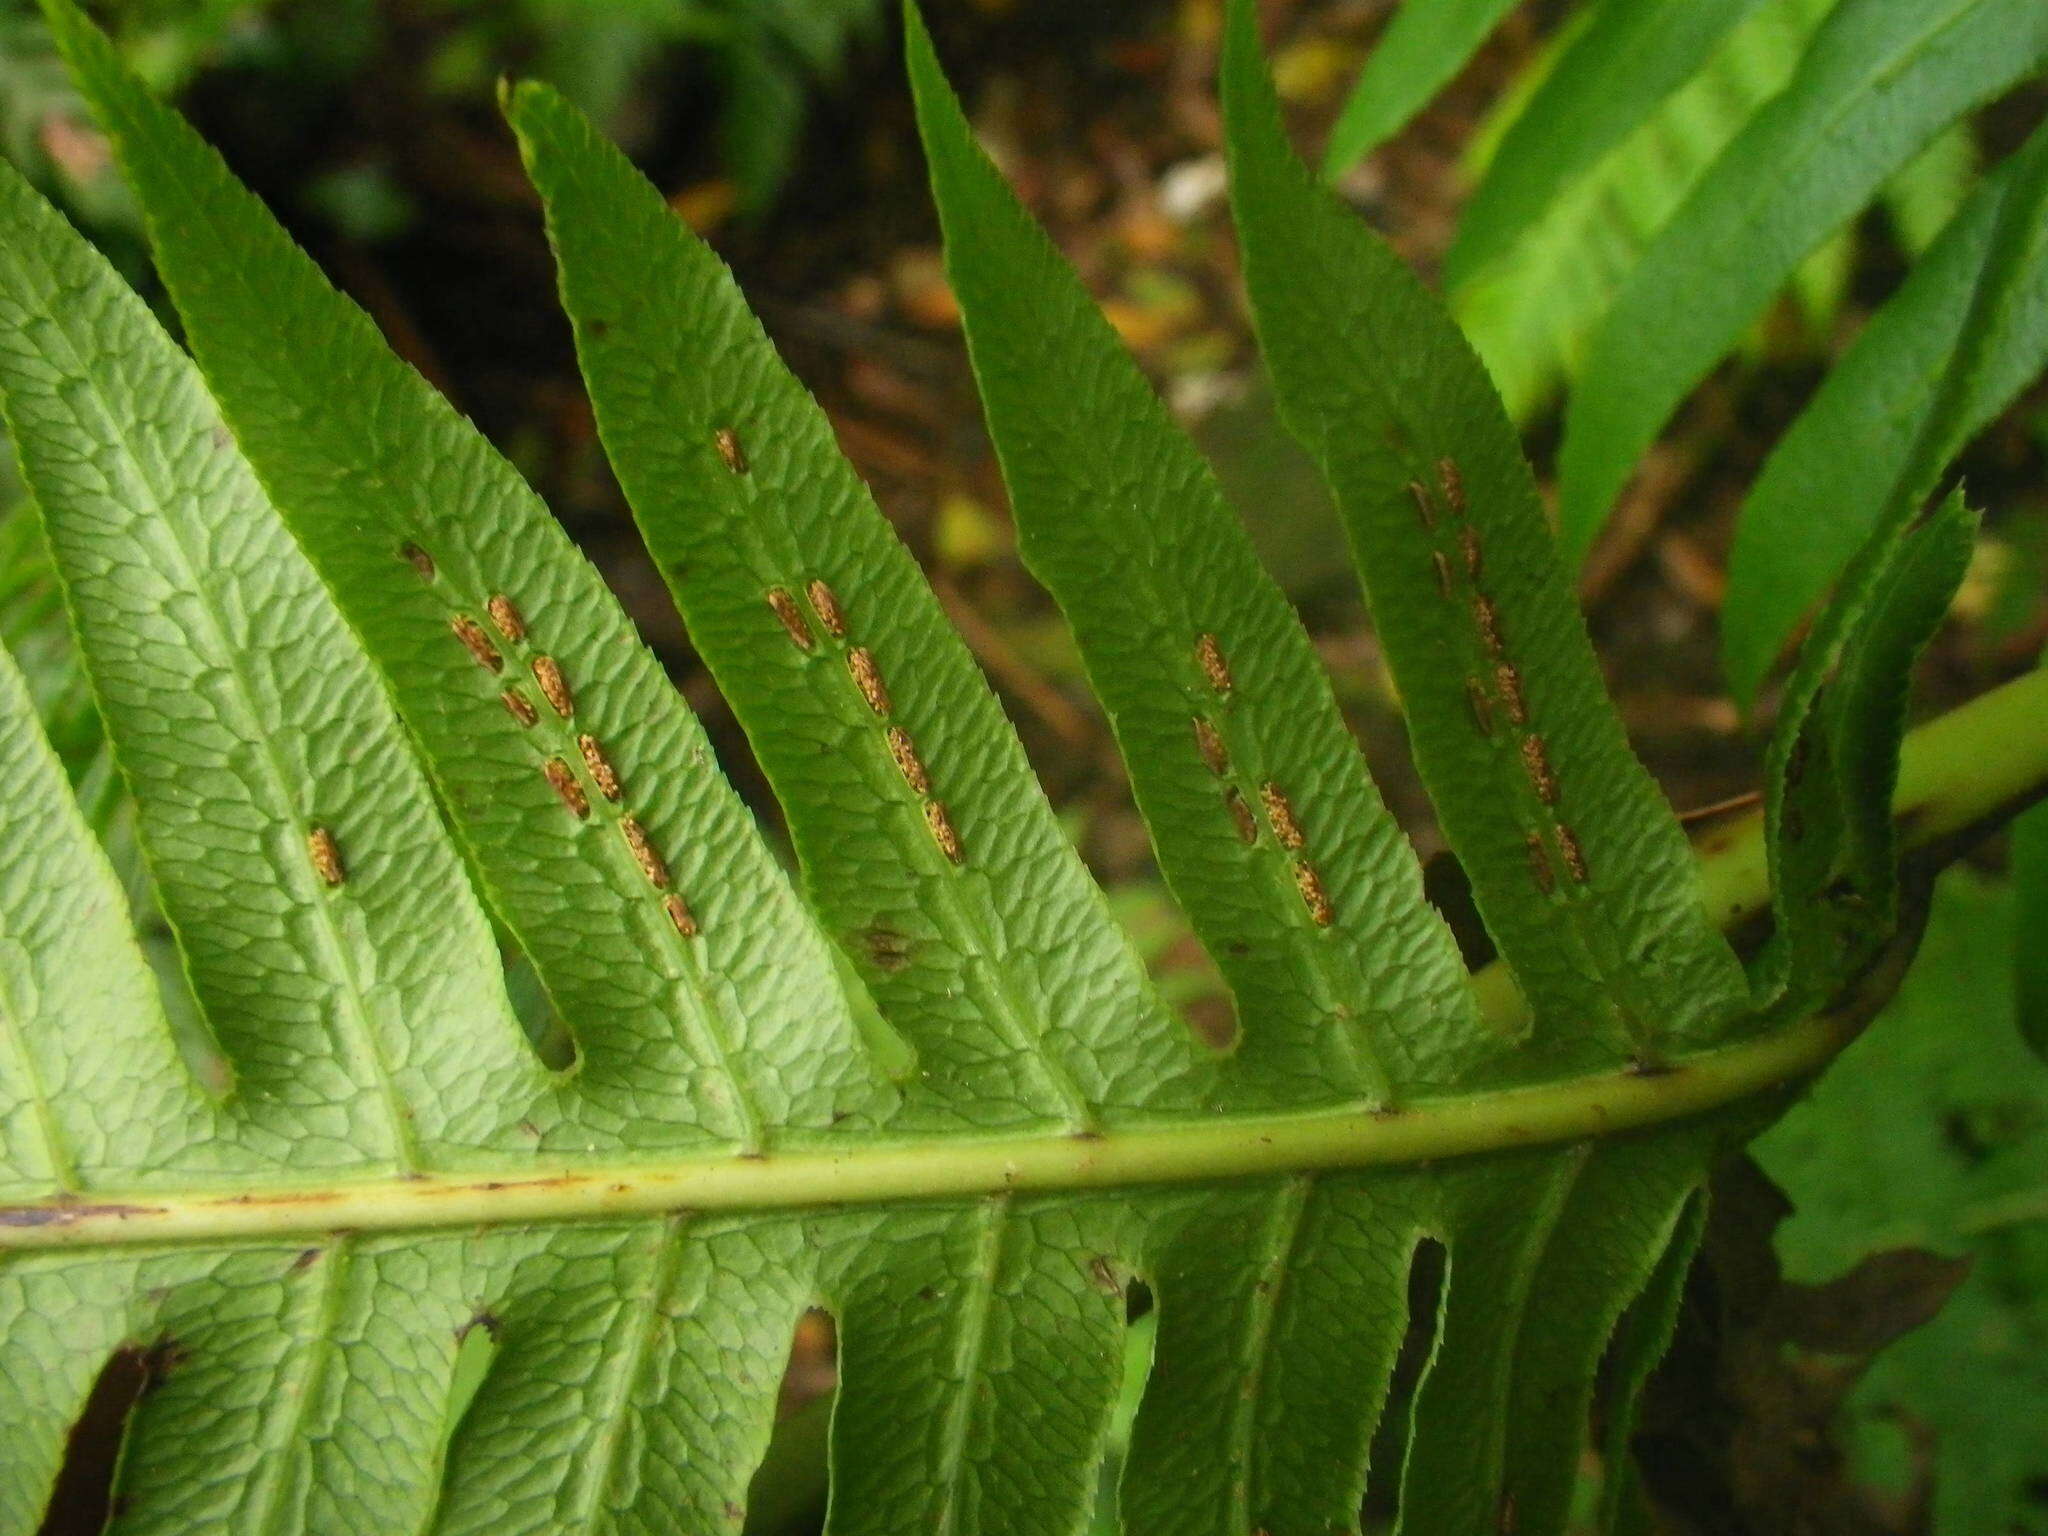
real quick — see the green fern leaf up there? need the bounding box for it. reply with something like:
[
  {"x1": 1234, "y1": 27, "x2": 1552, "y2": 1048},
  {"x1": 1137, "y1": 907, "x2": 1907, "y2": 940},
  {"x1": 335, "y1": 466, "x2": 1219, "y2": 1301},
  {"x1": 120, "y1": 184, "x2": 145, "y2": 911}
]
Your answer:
[
  {"x1": 1222, "y1": 0, "x2": 1748, "y2": 1073},
  {"x1": 899, "y1": 7, "x2": 1488, "y2": 1104},
  {"x1": 1723, "y1": 117, "x2": 2048, "y2": 704},
  {"x1": 1452, "y1": 0, "x2": 1836, "y2": 423},
  {"x1": 501, "y1": 78, "x2": 1207, "y2": 1131},
  {"x1": 1319, "y1": 0, "x2": 1520, "y2": 180},
  {"x1": 1557, "y1": 0, "x2": 2048, "y2": 560},
  {"x1": 38, "y1": 0, "x2": 898, "y2": 1157},
  {"x1": 1444, "y1": 0, "x2": 1767, "y2": 288},
  {"x1": 0, "y1": 2, "x2": 2040, "y2": 1532}
]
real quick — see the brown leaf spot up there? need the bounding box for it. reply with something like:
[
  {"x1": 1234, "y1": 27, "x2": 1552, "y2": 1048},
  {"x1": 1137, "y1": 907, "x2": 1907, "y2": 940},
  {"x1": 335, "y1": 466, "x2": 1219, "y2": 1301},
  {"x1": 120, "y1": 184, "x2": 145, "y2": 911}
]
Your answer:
[
  {"x1": 767, "y1": 587, "x2": 815, "y2": 651},
  {"x1": 1260, "y1": 782, "x2": 1305, "y2": 851},
  {"x1": 619, "y1": 816, "x2": 671, "y2": 889},
  {"x1": 1192, "y1": 716, "x2": 1230, "y2": 776},
  {"x1": 923, "y1": 798, "x2": 965, "y2": 864},
  {"x1": 485, "y1": 594, "x2": 526, "y2": 643},
  {"x1": 451, "y1": 616, "x2": 502, "y2": 673},
  {"x1": 306, "y1": 825, "x2": 345, "y2": 888},
  {"x1": 1195, "y1": 631, "x2": 1233, "y2": 694},
  {"x1": 542, "y1": 758, "x2": 589, "y2": 819},
  {"x1": 807, "y1": 578, "x2": 848, "y2": 641},
  {"x1": 886, "y1": 725, "x2": 930, "y2": 794},
  {"x1": 847, "y1": 646, "x2": 891, "y2": 715},
  {"x1": 531, "y1": 656, "x2": 573, "y2": 718},
  {"x1": 577, "y1": 734, "x2": 623, "y2": 802}
]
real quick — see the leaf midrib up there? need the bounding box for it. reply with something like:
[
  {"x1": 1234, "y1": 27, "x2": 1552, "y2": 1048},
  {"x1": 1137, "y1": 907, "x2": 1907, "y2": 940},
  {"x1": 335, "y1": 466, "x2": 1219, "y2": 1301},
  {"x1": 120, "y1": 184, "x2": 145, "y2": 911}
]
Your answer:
[{"x1": 0, "y1": 1005, "x2": 1856, "y2": 1251}]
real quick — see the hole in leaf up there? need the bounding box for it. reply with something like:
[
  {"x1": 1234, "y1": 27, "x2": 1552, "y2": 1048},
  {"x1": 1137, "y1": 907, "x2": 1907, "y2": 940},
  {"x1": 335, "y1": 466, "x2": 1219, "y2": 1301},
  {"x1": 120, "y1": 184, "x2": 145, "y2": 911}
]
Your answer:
[
  {"x1": 37, "y1": 1338, "x2": 179, "y2": 1536},
  {"x1": 748, "y1": 1309, "x2": 837, "y2": 1534},
  {"x1": 1362, "y1": 1236, "x2": 1447, "y2": 1524}
]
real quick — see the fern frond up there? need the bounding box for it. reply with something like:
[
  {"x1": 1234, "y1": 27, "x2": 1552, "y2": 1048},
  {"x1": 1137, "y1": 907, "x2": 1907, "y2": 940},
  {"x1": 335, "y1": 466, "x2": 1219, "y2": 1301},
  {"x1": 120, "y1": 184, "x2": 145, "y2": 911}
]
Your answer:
[{"x1": 0, "y1": 2, "x2": 2041, "y2": 1532}]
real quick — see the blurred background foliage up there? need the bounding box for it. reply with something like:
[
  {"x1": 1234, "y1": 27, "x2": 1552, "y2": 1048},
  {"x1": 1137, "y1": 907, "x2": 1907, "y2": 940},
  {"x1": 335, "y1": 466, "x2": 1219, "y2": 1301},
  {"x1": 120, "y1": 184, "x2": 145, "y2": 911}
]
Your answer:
[{"x1": 0, "y1": 2, "x2": 2044, "y2": 1531}]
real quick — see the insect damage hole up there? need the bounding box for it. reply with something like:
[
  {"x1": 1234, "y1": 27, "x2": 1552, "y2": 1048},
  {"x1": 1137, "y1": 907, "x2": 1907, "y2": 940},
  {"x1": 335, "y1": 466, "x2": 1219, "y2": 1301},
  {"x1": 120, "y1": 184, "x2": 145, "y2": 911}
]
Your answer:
[
  {"x1": 485, "y1": 594, "x2": 526, "y2": 643},
  {"x1": 714, "y1": 427, "x2": 749, "y2": 475},
  {"x1": 531, "y1": 656, "x2": 574, "y2": 719},
  {"x1": 806, "y1": 579, "x2": 848, "y2": 641},
  {"x1": 306, "y1": 826, "x2": 345, "y2": 888},
  {"x1": 451, "y1": 616, "x2": 502, "y2": 673}
]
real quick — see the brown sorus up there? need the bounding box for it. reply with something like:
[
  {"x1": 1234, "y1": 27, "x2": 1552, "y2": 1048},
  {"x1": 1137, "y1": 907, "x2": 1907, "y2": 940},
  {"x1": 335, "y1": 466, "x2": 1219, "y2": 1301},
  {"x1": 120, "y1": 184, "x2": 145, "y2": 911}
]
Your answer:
[
  {"x1": 1293, "y1": 860, "x2": 1335, "y2": 927},
  {"x1": 619, "y1": 816, "x2": 670, "y2": 889},
  {"x1": 886, "y1": 726, "x2": 930, "y2": 795},
  {"x1": 306, "y1": 826, "x2": 345, "y2": 887},
  {"x1": 400, "y1": 542, "x2": 435, "y2": 582},
  {"x1": 485, "y1": 594, "x2": 526, "y2": 644},
  {"x1": 1465, "y1": 678, "x2": 1494, "y2": 735},
  {"x1": 1195, "y1": 632, "x2": 1234, "y2": 695},
  {"x1": 1192, "y1": 717, "x2": 1231, "y2": 776},
  {"x1": 1437, "y1": 457, "x2": 1466, "y2": 515},
  {"x1": 714, "y1": 426, "x2": 749, "y2": 475},
  {"x1": 500, "y1": 689, "x2": 539, "y2": 728},
  {"x1": 577, "y1": 734, "x2": 622, "y2": 802},
  {"x1": 923, "y1": 799, "x2": 965, "y2": 864},
  {"x1": 1525, "y1": 832, "x2": 1555, "y2": 895},
  {"x1": 1473, "y1": 596, "x2": 1505, "y2": 659},
  {"x1": 1406, "y1": 480, "x2": 1436, "y2": 529},
  {"x1": 767, "y1": 588, "x2": 814, "y2": 651},
  {"x1": 1556, "y1": 824, "x2": 1589, "y2": 884},
  {"x1": 451, "y1": 616, "x2": 502, "y2": 673},
  {"x1": 1520, "y1": 736, "x2": 1558, "y2": 804},
  {"x1": 532, "y1": 656, "x2": 573, "y2": 718},
  {"x1": 1224, "y1": 788, "x2": 1259, "y2": 844},
  {"x1": 1495, "y1": 663, "x2": 1528, "y2": 726},
  {"x1": 663, "y1": 893, "x2": 699, "y2": 938},
  {"x1": 847, "y1": 647, "x2": 891, "y2": 715},
  {"x1": 543, "y1": 758, "x2": 589, "y2": 819},
  {"x1": 807, "y1": 578, "x2": 848, "y2": 640},
  {"x1": 1459, "y1": 527, "x2": 1482, "y2": 581},
  {"x1": 1431, "y1": 550, "x2": 1454, "y2": 597},
  {"x1": 1260, "y1": 782, "x2": 1305, "y2": 851}
]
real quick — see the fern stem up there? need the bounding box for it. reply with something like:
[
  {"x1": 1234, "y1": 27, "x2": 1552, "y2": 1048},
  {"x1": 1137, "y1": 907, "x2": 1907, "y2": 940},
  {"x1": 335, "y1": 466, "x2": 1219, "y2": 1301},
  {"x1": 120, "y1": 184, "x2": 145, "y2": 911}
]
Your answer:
[{"x1": 3, "y1": 669, "x2": 2043, "y2": 1252}]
